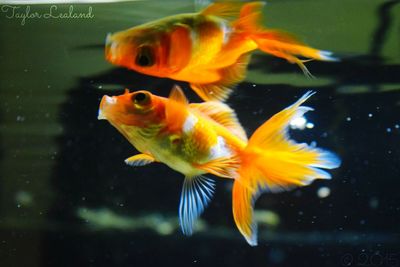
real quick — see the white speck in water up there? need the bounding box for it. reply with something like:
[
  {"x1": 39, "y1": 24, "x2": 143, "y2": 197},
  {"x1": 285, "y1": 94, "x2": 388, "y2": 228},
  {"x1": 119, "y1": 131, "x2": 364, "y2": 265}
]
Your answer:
[
  {"x1": 346, "y1": 117, "x2": 351, "y2": 122},
  {"x1": 306, "y1": 122, "x2": 314, "y2": 129},
  {"x1": 23, "y1": 69, "x2": 28, "y2": 73},
  {"x1": 252, "y1": 84, "x2": 256, "y2": 87},
  {"x1": 386, "y1": 128, "x2": 392, "y2": 133},
  {"x1": 16, "y1": 115, "x2": 25, "y2": 122},
  {"x1": 98, "y1": 85, "x2": 103, "y2": 89},
  {"x1": 317, "y1": 187, "x2": 331, "y2": 198},
  {"x1": 395, "y1": 124, "x2": 399, "y2": 129},
  {"x1": 368, "y1": 113, "x2": 373, "y2": 118}
]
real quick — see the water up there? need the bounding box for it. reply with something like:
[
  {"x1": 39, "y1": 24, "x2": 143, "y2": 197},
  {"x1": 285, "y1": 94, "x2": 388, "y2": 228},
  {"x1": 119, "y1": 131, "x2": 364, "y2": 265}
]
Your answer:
[{"x1": 0, "y1": 1, "x2": 399, "y2": 266}]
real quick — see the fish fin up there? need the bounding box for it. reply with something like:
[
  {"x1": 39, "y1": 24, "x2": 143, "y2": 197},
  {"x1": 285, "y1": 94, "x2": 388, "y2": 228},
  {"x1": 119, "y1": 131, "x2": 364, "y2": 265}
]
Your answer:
[
  {"x1": 165, "y1": 85, "x2": 189, "y2": 133},
  {"x1": 190, "y1": 101, "x2": 248, "y2": 141},
  {"x1": 232, "y1": 1, "x2": 265, "y2": 32},
  {"x1": 169, "y1": 85, "x2": 188, "y2": 105},
  {"x1": 219, "y1": 53, "x2": 251, "y2": 88},
  {"x1": 190, "y1": 83, "x2": 232, "y2": 102},
  {"x1": 169, "y1": 24, "x2": 192, "y2": 72},
  {"x1": 233, "y1": 91, "x2": 341, "y2": 245},
  {"x1": 254, "y1": 31, "x2": 339, "y2": 77},
  {"x1": 194, "y1": 156, "x2": 239, "y2": 178},
  {"x1": 200, "y1": 2, "x2": 244, "y2": 20},
  {"x1": 179, "y1": 175, "x2": 215, "y2": 235},
  {"x1": 232, "y1": 180, "x2": 257, "y2": 246},
  {"x1": 190, "y1": 53, "x2": 251, "y2": 102},
  {"x1": 124, "y1": 154, "x2": 155, "y2": 167},
  {"x1": 231, "y1": 1, "x2": 338, "y2": 77}
]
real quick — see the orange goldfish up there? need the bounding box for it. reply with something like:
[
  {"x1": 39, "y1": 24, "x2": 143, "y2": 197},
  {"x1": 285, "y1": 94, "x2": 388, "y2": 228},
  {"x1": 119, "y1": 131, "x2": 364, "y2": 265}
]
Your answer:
[
  {"x1": 105, "y1": 2, "x2": 337, "y2": 101},
  {"x1": 98, "y1": 86, "x2": 340, "y2": 245}
]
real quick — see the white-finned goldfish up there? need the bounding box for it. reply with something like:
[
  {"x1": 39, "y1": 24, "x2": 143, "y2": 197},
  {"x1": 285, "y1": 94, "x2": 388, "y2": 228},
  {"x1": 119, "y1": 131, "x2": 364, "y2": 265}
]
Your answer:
[
  {"x1": 105, "y1": 2, "x2": 337, "y2": 101},
  {"x1": 98, "y1": 86, "x2": 340, "y2": 245}
]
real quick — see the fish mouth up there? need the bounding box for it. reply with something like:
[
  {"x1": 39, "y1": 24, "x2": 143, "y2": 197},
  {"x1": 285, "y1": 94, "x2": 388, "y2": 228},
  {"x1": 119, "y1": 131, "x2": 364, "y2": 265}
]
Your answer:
[
  {"x1": 97, "y1": 108, "x2": 106, "y2": 120},
  {"x1": 98, "y1": 95, "x2": 116, "y2": 120},
  {"x1": 105, "y1": 33, "x2": 112, "y2": 46},
  {"x1": 105, "y1": 33, "x2": 118, "y2": 62}
]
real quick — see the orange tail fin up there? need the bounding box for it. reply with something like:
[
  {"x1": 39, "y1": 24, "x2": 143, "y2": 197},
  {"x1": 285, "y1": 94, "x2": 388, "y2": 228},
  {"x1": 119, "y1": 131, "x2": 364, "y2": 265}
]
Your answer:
[
  {"x1": 233, "y1": 92, "x2": 341, "y2": 246},
  {"x1": 234, "y1": 2, "x2": 338, "y2": 77}
]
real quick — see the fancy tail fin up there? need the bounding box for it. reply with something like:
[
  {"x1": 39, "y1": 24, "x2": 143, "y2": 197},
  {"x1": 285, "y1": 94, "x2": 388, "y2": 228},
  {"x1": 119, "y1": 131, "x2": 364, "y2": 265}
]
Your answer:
[
  {"x1": 232, "y1": 92, "x2": 341, "y2": 246},
  {"x1": 233, "y1": 2, "x2": 338, "y2": 77}
]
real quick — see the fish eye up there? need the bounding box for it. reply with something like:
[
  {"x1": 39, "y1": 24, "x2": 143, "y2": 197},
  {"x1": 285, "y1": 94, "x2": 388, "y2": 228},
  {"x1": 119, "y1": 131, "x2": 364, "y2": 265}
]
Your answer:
[
  {"x1": 135, "y1": 46, "x2": 154, "y2": 67},
  {"x1": 132, "y1": 92, "x2": 150, "y2": 105}
]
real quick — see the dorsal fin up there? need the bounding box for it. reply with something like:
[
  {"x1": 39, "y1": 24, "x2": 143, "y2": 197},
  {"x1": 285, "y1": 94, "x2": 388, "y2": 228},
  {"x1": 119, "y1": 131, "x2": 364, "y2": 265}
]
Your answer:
[
  {"x1": 169, "y1": 85, "x2": 188, "y2": 105},
  {"x1": 232, "y1": 1, "x2": 265, "y2": 32},
  {"x1": 190, "y1": 101, "x2": 248, "y2": 141},
  {"x1": 166, "y1": 85, "x2": 189, "y2": 133},
  {"x1": 200, "y1": 2, "x2": 244, "y2": 20}
]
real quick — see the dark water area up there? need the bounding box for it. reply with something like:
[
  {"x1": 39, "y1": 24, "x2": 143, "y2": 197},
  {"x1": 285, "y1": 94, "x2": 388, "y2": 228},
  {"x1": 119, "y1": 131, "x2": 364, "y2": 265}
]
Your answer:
[{"x1": 0, "y1": 1, "x2": 399, "y2": 267}]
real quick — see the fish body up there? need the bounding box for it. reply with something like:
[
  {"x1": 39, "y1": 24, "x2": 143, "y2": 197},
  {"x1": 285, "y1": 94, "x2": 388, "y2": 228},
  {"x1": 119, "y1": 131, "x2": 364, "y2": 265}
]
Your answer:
[
  {"x1": 105, "y1": 2, "x2": 337, "y2": 101},
  {"x1": 98, "y1": 86, "x2": 341, "y2": 245}
]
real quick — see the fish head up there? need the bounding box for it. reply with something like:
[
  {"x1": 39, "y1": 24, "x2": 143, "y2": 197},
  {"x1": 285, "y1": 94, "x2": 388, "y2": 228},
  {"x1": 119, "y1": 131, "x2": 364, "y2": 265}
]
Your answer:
[
  {"x1": 98, "y1": 89, "x2": 164, "y2": 128},
  {"x1": 105, "y1": 26, "x2": 168, "y2": 76}
]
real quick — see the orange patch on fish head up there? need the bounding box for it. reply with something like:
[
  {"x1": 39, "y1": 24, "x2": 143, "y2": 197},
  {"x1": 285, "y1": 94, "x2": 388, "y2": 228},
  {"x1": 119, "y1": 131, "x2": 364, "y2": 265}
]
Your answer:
[
  {"x1": 105, "y1": 27, "x2": 169, "y2": 76},
  {"x1": 98, "y1": 90, "x2": 165, "y2": 128}
]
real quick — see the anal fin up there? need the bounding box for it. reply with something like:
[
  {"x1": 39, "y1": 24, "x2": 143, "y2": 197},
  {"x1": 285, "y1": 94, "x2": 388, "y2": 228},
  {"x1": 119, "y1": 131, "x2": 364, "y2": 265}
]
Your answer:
[
  {"x1": 179, "y1": 175, "x2": 215, "y2": 235},
  {"x1": 194, "y1": 156, "x2": 239, "y2": 178}
]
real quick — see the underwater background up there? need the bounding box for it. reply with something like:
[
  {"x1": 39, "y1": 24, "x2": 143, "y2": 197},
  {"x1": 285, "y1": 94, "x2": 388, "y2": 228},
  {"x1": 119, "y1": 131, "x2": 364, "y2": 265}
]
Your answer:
[{"x1": 0, "y1": 0, "x2": 399, "y2": 266}]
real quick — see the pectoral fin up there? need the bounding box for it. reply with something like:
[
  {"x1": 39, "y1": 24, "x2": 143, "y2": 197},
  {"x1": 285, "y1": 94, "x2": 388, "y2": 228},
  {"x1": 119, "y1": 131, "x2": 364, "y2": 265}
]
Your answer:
[
  {"x1": 124, "y1": 154, "x2": 155, "y2": 167},
  {"x1": 190, "y1": 53, "x2": 251, "y2": 102}
]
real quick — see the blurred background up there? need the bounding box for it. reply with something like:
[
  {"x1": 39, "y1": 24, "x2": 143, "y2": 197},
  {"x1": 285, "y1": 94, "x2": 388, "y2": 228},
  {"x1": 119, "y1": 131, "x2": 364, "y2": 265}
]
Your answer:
[{"x1": 0, "y1": 0, "x2": 399, "y2": 266}]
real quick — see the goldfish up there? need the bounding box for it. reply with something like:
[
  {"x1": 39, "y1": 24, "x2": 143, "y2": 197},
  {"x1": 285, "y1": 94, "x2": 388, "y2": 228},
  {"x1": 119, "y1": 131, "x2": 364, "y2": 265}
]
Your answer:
[
  {"x1": 105, "y1": 2, "x2": 337, "y2": 101},
  {"x1": 98, "y1": 85, "x2": 340, "y2": 246}
]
